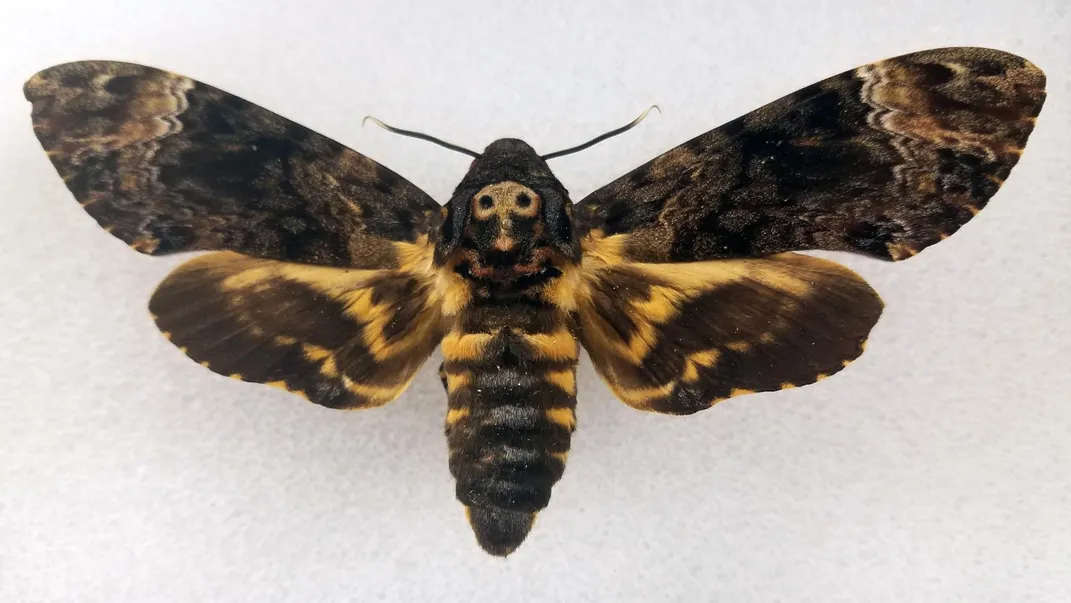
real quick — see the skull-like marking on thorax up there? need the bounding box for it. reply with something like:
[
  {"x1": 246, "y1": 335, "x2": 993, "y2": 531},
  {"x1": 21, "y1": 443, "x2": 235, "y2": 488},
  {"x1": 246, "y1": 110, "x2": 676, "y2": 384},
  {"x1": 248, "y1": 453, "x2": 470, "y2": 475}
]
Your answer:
[{"x1": 472, "y1": 181, "x2": 542, "y2": 251}]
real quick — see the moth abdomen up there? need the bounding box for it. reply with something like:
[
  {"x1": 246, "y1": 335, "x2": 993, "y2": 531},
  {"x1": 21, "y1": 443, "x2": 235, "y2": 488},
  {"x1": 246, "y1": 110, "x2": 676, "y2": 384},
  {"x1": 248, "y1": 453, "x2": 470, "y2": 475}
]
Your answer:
[
  {"x1": 441, "y1": 303, "x2": 578, "y2": 556},
  {"x1": 449, "y1": 400, "x2": 571, "y2": 507},
  {"x1": 446, "y1": 385, "x2": 575, "y2": 556}
]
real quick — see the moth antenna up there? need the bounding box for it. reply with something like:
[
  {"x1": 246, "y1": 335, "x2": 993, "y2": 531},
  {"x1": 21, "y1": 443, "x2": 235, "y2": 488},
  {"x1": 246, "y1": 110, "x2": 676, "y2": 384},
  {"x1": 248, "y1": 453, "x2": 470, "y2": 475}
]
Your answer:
[
  {"x1": 362, "y1": 116, "x2": 480, "y2": 158},
  {"x1": 540, "y1": 105, "x2": 661, "y2": 161}
]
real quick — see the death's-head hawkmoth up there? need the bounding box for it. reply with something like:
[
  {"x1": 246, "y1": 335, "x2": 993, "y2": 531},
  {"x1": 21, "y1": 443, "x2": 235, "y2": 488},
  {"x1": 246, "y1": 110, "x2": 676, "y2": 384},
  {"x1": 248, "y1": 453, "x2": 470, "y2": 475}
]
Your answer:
[{"x1": 25, "y1": 47, "x2": 1045, "y2": 556}]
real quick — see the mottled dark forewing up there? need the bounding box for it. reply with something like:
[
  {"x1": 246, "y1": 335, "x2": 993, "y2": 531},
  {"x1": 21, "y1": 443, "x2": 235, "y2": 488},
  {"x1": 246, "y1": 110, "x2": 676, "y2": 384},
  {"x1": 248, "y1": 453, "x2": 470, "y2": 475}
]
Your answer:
[
  {"x1": 26, "y1": 61, "x2": 440, "y2": 269},
  {"x1": 575, "y1": 47, "x2": 1046, "y2": 263},
  {"x1": 576, "y1": 254, "x2": 883, "y2": 414},
  {"x1": 149, "y1": 252, "x2": 445, "y2": 408}
]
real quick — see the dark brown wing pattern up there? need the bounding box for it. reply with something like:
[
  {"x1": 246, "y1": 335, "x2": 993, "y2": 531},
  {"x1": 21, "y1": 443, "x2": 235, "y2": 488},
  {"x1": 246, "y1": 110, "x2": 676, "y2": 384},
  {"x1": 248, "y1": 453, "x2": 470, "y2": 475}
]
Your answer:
[
  {"x1": 26, "y1": 60, "x2": 448, "y2": 408},
  {"x1": 575, "y1": 253, "x2": 883, "y2": 414},
  {"x1": 575, "y1": 47, "x2": 1046, "y2": 264},
  {"x1": 149, "y1": 250, "x2": 445, "y2": 409},
  {"x1": 575, "y1": 47, "x2": 1045, "y2": 416},
  {"x1": 25, "y1": 61, "x2": 440, "y2": 269}
]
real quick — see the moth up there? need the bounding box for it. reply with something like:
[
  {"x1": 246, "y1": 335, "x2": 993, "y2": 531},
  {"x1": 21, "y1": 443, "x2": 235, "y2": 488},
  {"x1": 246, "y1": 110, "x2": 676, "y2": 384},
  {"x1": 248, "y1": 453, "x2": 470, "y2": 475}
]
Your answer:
[{"x1": 25, "y1": 47, "x2": 1045, "y2": 556}]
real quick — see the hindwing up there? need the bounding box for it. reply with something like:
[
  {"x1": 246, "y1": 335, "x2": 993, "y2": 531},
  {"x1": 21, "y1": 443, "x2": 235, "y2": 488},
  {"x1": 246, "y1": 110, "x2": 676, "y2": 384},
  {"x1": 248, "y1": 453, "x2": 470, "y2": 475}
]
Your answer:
[
  {"x1": 149, "y1": 248, "x2": 445, "y2": 409},
  {"x1": 576, "y1": 254, "x2": 883, "y2": 414}
]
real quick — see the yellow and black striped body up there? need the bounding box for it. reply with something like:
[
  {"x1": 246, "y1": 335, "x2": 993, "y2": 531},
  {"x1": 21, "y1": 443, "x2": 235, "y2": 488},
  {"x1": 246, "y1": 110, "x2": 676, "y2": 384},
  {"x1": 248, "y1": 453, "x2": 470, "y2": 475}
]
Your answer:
[
  {"x1": 433, "y1": 139, "x2": 582, "y2": 555},
  {"x1": 440, "y1": 294, "x2": 578, "y2": 556}
]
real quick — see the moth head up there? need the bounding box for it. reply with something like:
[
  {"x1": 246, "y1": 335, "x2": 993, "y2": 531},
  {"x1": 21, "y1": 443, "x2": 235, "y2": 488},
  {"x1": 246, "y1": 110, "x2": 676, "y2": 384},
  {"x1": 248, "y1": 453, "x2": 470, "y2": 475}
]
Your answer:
[{"x1": 435, "y1": 138, "x2": 579, "y2": 282}]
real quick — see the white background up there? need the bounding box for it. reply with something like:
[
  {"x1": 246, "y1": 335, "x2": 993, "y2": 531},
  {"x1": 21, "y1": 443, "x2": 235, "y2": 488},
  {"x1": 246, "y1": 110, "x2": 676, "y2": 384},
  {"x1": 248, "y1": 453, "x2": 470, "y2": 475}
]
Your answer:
[{"x1": 1, "y1": 1, "x2": 1069, "y2": 601}]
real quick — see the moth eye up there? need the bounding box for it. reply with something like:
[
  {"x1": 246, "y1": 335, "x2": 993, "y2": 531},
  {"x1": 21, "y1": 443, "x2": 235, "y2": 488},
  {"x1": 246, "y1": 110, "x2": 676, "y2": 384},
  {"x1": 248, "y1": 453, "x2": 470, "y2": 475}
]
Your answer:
[
  {"x1": 478, "y1": 195, "x2": 494, "y2": 209},
  {"x1": 515, "y1": 193, "x2": 531, "y2": 208}
]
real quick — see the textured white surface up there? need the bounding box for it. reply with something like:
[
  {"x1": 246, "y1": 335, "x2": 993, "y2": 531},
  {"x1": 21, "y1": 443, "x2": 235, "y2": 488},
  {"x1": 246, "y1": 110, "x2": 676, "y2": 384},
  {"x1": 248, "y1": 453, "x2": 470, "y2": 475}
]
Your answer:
[{"x1": 2, "y1": 1, "x2": 1070, "y2": 601}]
